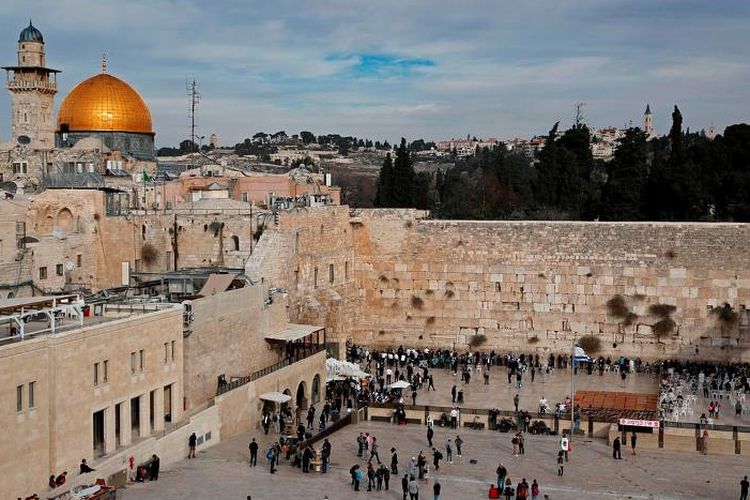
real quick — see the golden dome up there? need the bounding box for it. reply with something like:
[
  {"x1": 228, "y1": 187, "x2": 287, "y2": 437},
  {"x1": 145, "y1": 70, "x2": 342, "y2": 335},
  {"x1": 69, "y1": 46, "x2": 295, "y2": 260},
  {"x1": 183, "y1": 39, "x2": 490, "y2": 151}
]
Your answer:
[{"x1": 57, "y1": 73, "x2": 153, "y2": 134}]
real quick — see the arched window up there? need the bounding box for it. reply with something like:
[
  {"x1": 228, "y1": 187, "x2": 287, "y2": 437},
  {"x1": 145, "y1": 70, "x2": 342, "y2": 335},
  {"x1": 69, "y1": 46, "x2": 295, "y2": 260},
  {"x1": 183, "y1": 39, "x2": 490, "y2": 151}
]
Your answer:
[
  {"x1": 311, "y1": 374, "x2": 321, "y2": 404},
  {"x1": 232, "y1": 235, "x2": 240, "y2": 251}
]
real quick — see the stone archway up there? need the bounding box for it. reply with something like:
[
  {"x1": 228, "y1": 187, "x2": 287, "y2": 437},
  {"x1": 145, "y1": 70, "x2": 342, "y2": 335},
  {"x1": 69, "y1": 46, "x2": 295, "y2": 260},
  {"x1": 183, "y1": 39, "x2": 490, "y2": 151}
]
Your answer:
[
  {"x1": 296, "y1": 381, "x2": 308, "y2": 410},
  {"x1": 311, "y1": 374, "x2": 321, "y2": 405},
  {"x1": 57, "y1": 208, "x2": 74, "y2": 233}
]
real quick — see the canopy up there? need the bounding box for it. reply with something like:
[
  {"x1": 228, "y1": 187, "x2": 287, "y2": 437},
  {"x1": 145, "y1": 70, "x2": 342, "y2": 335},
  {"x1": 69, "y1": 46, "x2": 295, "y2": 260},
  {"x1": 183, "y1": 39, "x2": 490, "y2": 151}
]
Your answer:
[
  {"x1": 326, "y1": 358, "x2": 371, "y2": 380},
  {"x1": 265, "y1": 323, "x2": 324, "y2": 342},
  {"x1": 327, "y1": 374, "x2": 346, "y2": 382},
  {"x1": 389, "y1": 380, "x2": 411, "y2": 390},
  {"x1": 259, "y1": 392, "x2": 291, "y2": 403}
]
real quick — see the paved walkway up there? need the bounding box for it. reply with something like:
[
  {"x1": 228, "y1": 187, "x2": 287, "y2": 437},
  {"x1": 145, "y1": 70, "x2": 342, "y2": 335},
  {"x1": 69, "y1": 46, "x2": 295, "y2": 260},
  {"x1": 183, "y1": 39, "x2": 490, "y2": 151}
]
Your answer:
[
  {"x1": 407, "y1": 367, "x2": 750, "y2": 425},
  {"x1": 121, "y1": 421, "x2": 749, "y2": 500}
]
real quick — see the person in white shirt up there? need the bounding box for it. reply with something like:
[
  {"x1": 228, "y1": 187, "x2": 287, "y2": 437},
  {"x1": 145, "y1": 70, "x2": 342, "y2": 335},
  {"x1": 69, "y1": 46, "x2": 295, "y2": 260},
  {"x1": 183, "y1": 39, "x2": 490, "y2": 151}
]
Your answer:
[
  {"x1": 539, "y1": 396, "x2": 549, "y2": 415},
  {"x1": 450, "y1": 408, "x2": 459, "y2": 429}
]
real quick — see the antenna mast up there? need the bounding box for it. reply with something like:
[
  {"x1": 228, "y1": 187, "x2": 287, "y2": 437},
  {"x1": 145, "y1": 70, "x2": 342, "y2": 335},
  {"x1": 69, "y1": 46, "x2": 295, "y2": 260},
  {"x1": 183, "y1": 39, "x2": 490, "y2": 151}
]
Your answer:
[
  {"x1": 574, "y1": 101, "x2": 586, "y2": 128},
  {"x1": 187, "y1": 78, "x2": 200, "y2": 152}
]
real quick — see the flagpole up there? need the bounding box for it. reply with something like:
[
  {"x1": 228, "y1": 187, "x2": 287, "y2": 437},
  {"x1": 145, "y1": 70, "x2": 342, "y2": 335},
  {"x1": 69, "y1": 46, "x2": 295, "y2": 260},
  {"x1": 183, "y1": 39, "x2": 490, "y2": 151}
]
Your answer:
[{"x1": 570, "y1": 336, "x2": 575, "y2": 438}]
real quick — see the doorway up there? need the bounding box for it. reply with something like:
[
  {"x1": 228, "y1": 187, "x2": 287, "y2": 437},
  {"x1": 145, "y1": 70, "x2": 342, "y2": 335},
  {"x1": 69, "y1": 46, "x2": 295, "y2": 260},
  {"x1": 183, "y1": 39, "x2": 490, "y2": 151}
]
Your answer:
[
  {"x1": 131, "y1": 396, "x2": 141, "y2": 439},
  {"x1": 164, "y1": 384, "x2": 173, "y2": 423},
  {"x1": 115, "y1": 403, "x2": 122, "y2": 448},
  {"x1": 93, "y1": 409, "x2": 105, "y2": 457}
]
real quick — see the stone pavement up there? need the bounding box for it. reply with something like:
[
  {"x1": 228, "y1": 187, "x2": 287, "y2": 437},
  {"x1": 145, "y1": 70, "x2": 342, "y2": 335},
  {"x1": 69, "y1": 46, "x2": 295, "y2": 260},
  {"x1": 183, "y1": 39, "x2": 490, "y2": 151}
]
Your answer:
[
  {"x1": 410, "y1": 367, "x2": 750, "y2": 425},
  {"x1": 121, "y1": 421, "x2": 748, "y2": 500}
]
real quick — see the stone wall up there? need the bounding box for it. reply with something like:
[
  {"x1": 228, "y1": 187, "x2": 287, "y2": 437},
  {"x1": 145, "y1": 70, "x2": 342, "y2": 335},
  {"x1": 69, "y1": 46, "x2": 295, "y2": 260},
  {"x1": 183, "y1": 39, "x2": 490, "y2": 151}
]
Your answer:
[
  {"x1": 184, "y1": 284, "x2": 286, "y2": 409},
  {"x1": 350, "y1": 215, "x2": 750, "y2": 361}
]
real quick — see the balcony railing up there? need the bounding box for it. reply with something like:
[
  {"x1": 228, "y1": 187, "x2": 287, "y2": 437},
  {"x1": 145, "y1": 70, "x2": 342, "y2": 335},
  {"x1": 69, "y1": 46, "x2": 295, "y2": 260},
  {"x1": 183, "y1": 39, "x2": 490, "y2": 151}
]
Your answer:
[
  {"x1": 216, "y1": 345, "x2": 325, "y2": 396},
  {"x1": 7, "y1": 80, "x2": 57, "y2": 91}
]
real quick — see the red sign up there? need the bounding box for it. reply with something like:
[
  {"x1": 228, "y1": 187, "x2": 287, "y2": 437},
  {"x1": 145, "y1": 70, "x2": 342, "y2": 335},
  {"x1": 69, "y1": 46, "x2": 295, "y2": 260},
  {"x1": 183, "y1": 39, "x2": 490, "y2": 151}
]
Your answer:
[{"x1": 619, "y1": 418, "x2": 660, "y2": 428}]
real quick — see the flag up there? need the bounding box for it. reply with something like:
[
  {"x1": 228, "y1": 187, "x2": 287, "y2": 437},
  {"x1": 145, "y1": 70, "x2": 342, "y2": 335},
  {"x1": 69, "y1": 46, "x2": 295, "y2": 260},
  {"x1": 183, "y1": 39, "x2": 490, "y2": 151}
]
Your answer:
[
  {"x1": 573, "y1": 345, "x2": 591, "y2": 364},
  {"x1": 142, "y1": 170, "x2": 151, "y2": 182}
]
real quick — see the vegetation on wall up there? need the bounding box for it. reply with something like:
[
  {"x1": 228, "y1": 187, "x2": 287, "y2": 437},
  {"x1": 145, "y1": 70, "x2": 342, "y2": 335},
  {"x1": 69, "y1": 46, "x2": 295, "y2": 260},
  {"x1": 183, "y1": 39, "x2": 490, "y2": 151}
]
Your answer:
[
  {"x1": 141, "y1": 243, "x2": 159, "y2": 264},
  {"x1": 578, "y1": 334, "x2": 602, "y2": 354},
  {"x1": 468, "y1": 334, "x2": 487, "y2": 348}
]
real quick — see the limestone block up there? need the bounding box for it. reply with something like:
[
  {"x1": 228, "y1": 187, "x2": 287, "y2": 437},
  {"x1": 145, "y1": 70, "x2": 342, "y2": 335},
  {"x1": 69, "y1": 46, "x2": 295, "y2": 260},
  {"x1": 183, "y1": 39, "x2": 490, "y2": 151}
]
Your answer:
[{"x1": 670, "y1": 267, "x2": 687, "y2": 279}]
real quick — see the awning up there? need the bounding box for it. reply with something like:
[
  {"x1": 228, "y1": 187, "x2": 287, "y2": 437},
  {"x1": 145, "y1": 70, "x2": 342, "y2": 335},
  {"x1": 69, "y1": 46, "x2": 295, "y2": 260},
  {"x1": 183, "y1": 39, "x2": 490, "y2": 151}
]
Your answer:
[
  {"x1": 389, "y1": 380, "x2": 411, "y2": 390},
  {"x1": 259, "y1": 392, "x2": 292, "y2": 403},
  {"x1": 197, "y1": 273, "x2": 237, "y2": 296},
  {"x1": 265, "y1": 323, "x2": 324, "y2": 342},
  {"x1": 0, "y1": 295, "x2": 80, "y2": 315}
]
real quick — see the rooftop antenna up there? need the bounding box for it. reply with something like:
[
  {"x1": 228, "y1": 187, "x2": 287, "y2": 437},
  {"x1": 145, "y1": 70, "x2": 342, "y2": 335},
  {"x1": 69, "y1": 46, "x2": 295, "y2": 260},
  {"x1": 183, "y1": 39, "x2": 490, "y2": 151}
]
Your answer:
[
  {"x1": 186, "y1": 78, "x2": 200, "y2": 154},
  {"x1": 574, "y1": 102, "x2": 586, "y2": 128},
  {"x1": 101, "y1": 53, "x2": 107, "y2": 73}
]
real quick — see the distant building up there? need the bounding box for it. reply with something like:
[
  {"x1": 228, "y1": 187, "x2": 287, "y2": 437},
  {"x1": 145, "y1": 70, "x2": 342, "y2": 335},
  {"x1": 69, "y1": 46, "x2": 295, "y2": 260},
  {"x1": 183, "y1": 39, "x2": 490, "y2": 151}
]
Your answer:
[
  {"x1": 209, "y1": 133, "x2": 218, "y2": 148},
  {"x1": 643, "y1": 104, "x2": 655, "y2": 139},
  {"x1": 436, "y1": 137, "x2": 499, "y2": 158}
]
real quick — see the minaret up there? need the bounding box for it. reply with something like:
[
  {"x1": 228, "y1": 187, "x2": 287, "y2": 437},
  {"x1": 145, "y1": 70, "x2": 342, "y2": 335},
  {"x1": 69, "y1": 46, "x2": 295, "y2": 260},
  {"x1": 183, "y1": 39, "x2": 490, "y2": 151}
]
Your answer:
[
  {"x1": 643, "y1": 104, "x2": 654, "y2": 138},
  {"x1": 2, "y1": 21, "x2": 60, "y2": 149}
]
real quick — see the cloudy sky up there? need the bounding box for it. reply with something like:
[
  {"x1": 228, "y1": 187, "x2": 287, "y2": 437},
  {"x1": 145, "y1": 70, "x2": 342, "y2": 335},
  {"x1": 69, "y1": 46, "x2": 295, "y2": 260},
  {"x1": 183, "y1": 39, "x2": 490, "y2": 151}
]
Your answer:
[{"x1": 0, "y1": 0, "x2": 748, "y2": 147}]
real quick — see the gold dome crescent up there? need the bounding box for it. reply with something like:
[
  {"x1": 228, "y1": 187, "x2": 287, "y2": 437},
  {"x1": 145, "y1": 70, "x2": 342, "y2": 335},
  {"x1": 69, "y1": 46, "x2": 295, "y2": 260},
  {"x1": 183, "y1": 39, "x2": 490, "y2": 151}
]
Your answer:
[{"x1": 57, "y1": 73, "x2": 153, "y2": 134}]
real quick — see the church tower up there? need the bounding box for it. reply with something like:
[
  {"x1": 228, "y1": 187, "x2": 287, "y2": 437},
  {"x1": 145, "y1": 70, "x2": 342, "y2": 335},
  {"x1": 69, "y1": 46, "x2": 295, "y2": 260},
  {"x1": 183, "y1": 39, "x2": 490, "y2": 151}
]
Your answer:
[
  {"x1": 2, "y1": 21, "x2": 60, "y2": 149},
  {"x1": 643, "y1": 104, "x2": 654, "y2": 138}
]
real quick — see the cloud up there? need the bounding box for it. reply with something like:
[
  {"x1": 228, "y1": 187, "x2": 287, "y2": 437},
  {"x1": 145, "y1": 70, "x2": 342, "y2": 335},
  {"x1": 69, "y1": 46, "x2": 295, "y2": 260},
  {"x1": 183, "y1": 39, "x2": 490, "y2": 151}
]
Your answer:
[{"x1": 0, "y1": 0, "x2": 748, "y2": 146}]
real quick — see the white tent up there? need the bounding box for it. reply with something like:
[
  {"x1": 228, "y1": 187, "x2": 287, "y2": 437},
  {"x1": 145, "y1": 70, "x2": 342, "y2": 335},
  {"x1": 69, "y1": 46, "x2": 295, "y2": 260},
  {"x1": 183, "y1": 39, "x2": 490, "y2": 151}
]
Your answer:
[
  {"x1": 389, "y1": 380, "x2": 411, "y2": 390},
  {"x1": 326, "y1": 358, "x2": 371, "y2": 380},
  {"x1": 259, "y1": 392, "x2": 292, "y2": 403}
]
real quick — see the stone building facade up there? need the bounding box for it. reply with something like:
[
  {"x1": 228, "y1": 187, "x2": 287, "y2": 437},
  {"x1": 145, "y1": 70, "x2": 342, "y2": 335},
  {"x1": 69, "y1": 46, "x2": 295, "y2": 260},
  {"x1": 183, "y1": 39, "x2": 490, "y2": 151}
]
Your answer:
[{"x1": 0, "y1": 304, "x2": 184, "y2": 497}]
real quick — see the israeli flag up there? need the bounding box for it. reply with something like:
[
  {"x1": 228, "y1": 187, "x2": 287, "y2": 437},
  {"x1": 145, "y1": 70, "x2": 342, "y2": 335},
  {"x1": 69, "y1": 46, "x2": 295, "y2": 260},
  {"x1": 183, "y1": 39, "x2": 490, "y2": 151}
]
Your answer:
[{"x1": 574, "y1": 345, "x2": 591, "y2": 364}]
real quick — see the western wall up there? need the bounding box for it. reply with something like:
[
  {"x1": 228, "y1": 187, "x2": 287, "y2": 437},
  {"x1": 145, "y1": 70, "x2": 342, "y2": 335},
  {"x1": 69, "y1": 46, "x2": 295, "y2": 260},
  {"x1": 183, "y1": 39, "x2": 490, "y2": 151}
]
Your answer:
[{"x1": 251, "y1": 207, "x2": 750, "y2": 362}]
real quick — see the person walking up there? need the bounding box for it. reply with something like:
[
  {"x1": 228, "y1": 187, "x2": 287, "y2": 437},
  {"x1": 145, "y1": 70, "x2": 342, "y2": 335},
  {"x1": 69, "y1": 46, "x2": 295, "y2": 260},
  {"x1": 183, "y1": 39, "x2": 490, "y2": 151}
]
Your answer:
[
  {"x1": 391, "y1": 447, "x2": 399, "y2": 475},
  {"x1": 630, "y1": 433, "x2": 637, "y2": 455},
  {"x1": 366, "y1": 463, "x2": 376, "y2": 491},
  {"x1": 455, "y1": 435, "x2": 464, "y2": 458},
  {"x1": 446, "y1": 439, "x2": 453, "y2": 464},
  {"x1": 408, "y1": 476, "x2": 420, "y2": 500},
  {"x1": 612, "y1": 436, "x2": 622, "y2": 459},
  {"x1": 557, "y1": 451, "x2": 564, "y2": 476},
  {"x1": 531, "y1": 479, "x2": 540, "y2": 500},
  {"x1": 321, "y1": 438, "x2": 331, "y2": 473},
  {"x1": 517, "y1": 432, "x2": 525, "y2": 455},
  {"x1": 248, "y1": 438, "x2": 258, "y2": 466},
  {"x1": 503, "y1": 478, "x2": 513, "y2": 500},
  {"x1": 496, "y1": 462, "x2": 507, "y2": 490},
  {"x1": 402, "y1": 473, "x2": 409, "y2": 500},
  {"x1": 432, "y1": 447, "x2": 443, "y2": 471},
  {"x1": 188, "y1": 433, "x2": 197, "y2": 459},
  {"x1": 516, "y1": 478, "x2": 529, "y2": 500},
  {"x1": 433, "y1": 479, "x2": 441, "y2": 500},
  {"x1": 560, "y1": 433, "x2": 569, "y2": 462},
  {"x1": 740, "y1": 475, "x2": 749, "y2": 500},
  {"x1": 427, "y1": 425, "x2": 434, "y2": 447},
  {"x1": 513, "y1": 394, "x2": 520, "y2": 413},
  {"x1": 369, "y1": 437, "x2": 381, "y2": 464}
]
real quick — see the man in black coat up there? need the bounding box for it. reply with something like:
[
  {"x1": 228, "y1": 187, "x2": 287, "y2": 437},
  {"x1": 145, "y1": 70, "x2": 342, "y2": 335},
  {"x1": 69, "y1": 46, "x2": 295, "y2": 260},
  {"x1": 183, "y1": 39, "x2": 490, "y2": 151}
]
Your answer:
[{"x1": 248, "y1": 438, "x2": 259, "y2": 466}]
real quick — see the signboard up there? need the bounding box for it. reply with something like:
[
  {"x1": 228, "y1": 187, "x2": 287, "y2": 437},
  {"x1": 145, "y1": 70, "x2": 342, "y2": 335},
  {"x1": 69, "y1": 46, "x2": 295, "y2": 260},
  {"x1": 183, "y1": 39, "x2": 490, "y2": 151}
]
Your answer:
[{"x1": 619, "y1": 418, "x2": 660, "y2": 428}]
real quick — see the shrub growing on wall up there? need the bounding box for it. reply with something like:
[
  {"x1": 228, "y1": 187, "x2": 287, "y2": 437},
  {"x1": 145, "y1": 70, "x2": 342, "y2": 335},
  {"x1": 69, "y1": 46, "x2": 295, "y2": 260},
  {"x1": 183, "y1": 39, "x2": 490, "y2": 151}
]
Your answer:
[
  {"x1": 469, "y1": 334, "x2": 487, "y2": 348},
  {"x1": 578, "y1": 334, "x2": 602, "y2": 354},
  {"x1": 141, "y1": 243, "x2": 159, "y2": 264},
  {"x1": 411, "y1": 295, "x2": 424, "y2": 309}
]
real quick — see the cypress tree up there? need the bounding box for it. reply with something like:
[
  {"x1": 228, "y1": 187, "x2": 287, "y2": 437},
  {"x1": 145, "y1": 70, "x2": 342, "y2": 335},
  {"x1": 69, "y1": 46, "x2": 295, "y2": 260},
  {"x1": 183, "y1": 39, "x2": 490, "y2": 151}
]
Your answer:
[
  {"x1": 391, "y1": 138, "x2": 416, "y2": 207},
  {"x1": 375, "y1": 153, "x2": 394, "y2": 207}
]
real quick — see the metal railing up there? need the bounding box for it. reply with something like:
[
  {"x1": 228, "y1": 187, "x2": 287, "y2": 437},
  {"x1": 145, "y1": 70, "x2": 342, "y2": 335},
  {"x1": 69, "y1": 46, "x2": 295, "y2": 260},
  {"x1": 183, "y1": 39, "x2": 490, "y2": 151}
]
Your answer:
[{"x1": 216, "y1": 345, "x2": 325, "y2": 396}]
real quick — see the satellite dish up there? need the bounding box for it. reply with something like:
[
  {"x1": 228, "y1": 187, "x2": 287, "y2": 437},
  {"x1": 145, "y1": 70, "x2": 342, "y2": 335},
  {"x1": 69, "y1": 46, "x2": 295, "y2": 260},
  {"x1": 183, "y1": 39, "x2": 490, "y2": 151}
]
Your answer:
[{"x1": 17, "y1": 135, "x2": 30, "y2": 145}]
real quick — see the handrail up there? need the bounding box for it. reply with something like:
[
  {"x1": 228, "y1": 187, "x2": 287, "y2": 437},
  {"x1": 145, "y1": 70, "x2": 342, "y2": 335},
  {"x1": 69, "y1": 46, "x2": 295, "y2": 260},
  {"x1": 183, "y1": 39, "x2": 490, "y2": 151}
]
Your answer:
[{"x1": 216, "y1": 345, "x2": 325, "y2": 396}]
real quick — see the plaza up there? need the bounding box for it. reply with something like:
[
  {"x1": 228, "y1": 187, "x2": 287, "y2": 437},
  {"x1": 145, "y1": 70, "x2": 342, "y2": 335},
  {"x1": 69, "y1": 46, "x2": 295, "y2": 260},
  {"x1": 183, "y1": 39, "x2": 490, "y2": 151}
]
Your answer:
[
  {"x1": 118, "y1": 367, "x2": 750, "y2": 499},
  {"x1": 120, "y1": 419, "x2": 748, "y2": 500}
]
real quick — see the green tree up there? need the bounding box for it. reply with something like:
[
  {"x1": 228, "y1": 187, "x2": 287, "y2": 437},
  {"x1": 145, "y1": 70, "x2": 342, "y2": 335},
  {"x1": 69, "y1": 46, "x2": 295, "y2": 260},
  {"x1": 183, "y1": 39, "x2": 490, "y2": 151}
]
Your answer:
[
  {"x1": 374, "y1": 153, "x2": 394, "y2": 207},
  {"x1": 601, "y1": 128, "x2": 649, "y2": 220},
  {"x1": 391, "y1": 138, "x2": 416, "y2": 207},
  {"x1": 300, "y1": 131, "x2": 316, "y2": 144}
]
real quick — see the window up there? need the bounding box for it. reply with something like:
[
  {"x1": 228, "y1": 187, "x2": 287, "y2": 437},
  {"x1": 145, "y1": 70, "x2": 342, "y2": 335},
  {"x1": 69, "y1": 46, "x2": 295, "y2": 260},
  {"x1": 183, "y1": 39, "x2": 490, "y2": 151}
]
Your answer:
[
  {"x1": 163, "y1": 342, "x2": 169, "y2": 364},
  {"x1": 329, "y1": 264, "x2": 335, "y2": 284},
  {"x1": 28, "y1": 381, "x2": 35, "y2": 409},
  {"x1": 103, "y1": 360, "x2": 109, "y2": 383},
  {"x1": 77, "y1": 254, "x2": 82, "y2": 268},
  {"x1": 39, "y1": 266, "x2": 47, "y2": 280},
  {"x1": 56, "y1": 263, "x2": 63, "y2": 276},
  {"x1": 345, "y1": 261, "x2": 349, "y2": 280},
  {"x1": 314, "y1": 267, "x2": 318, "y2": 288},
  {"x1": 12, "y1": 162, "x2": 28, "y2": 174},
  {"x1": 16, "y1": 385, "x2": 23, "y2": 412},
  {"x1": 232, "y1": 235, "x2": 240, "y2": 251},
  {"x1": 94, "y1": 362, "x2": 100, "y2": 386},
  {"x1": 171, "y1": 340, "x2": 176, "y2": 361},
  {"x1": 130, "y1": 352, "x2": 137, "y2": 374},
  {"x1": 139, "y1": 349, "x2": 144, "y2": 371}
]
